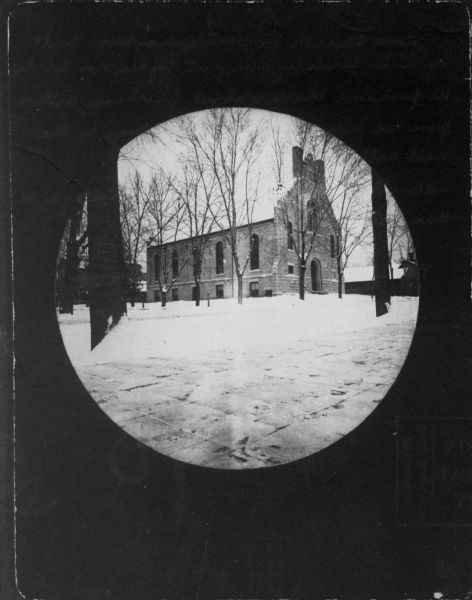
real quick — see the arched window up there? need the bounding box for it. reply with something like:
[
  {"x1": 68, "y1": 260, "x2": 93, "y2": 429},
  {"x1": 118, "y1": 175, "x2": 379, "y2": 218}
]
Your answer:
[
  {"x1": 287, "y1": 222, "x2": 293, "y2": 250},
  {"x1": 306, "y1": 200, "x2": 317, "y2": 231},
  {"x1": 330, "y1": 234, "x2": 335, "y2": 258},
  {"x1": 154, "y1": 254, "x2": 161, "y2": 280},
  {"x1": 250, "y1": 234, "x2": 259, "y2": 270},
  {"x1": 311, "y1": 259, "x2": 322, "y2": 292},
  {"x1": 172, "y1": 249, "x2": 179, "y2": 279},
  {"x1": 215, "y1": 241, "x2": 224, "y2": 274}
]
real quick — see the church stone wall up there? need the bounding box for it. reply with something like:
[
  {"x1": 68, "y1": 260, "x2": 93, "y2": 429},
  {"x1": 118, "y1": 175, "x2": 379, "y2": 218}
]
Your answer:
[
  {"x1": 146, "y1": 148, "x2": 341, "y2": 302},
  {"x1": 147, "y1": 219, "x2": 278, "y2": 301},
  {"x1": 272, "y1": 167, "x2": 339, "y2": 295}
]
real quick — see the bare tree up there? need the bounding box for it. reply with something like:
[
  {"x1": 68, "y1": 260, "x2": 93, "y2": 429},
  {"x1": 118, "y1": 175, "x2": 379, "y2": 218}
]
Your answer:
[
  {"x1": 332, "y1": 178, "x2": 372, "y2": 299},
  {"x1": 173, "y1": 108, "x2": 263, "y2": 304},
  {"x1": 118, "y1": 128, "x2": 162, "y2": 171},
  {"x1": 386, "y1": 192, "x2": 414, "y2": 277},
  {"x1": 334, "y1": 202, "x2": 372, "y2": 299},
  {"x1": 119, "y1": 171, "x2": 150, "y2": 307},
  {"x1": 146, "y1": 168, "x2": 188, "y2": 307},
  {"x1": 273, "y1": 118, "x2": 371, "y2": 300},
  {"x1": 277, "y1": 151, "x2": 335, "y2": 299},
  {"x1": 270, "y1": 119, "x2": 286, "y2": 185},
  {"x1": 170, "y1": 163, "x2": 218, "y2": 306},
  {"x1": 57, "y1": 193, "x2": 88, "y2": 314}
]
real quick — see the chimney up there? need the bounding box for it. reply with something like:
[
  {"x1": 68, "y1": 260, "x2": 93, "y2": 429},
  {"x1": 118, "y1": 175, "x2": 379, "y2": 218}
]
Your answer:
[
  {"x1": 292, "y1": 146, "x2": 303, "y2": 179},
  {"x1": 313, "y1": 160, "x2": 326, "y2": 195}
]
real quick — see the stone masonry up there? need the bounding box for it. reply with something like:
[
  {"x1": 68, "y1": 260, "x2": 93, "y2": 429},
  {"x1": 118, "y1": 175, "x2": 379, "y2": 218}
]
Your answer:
[{"x1": 147, "y1": 147, "x2": 340, "y2": 301}]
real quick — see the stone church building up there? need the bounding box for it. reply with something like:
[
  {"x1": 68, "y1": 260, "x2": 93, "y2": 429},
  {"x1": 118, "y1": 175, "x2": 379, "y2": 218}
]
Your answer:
[{"x1": 147, "y1": 146, "x2": 341, "y2": 302}]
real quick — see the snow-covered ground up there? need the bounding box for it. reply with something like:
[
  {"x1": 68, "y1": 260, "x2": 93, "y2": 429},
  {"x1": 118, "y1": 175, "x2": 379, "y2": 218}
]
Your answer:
[{"x1": 59, "y1": 294, "x2": 419, "y2": 469}]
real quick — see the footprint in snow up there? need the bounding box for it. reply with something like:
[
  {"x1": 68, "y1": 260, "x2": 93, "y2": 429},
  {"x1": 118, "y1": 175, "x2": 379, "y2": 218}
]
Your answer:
[
  {"x1": 215, "y1": 445, "x2": 230, "y2": 453},
  {"x1": 232, "y1": 455, "x2": 247, "y2": 463}
]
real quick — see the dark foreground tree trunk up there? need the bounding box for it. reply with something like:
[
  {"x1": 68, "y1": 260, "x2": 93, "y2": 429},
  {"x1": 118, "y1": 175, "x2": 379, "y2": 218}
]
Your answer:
[
  {"x1": 371, "y1": 170, "x2": 391, "y2": 317},
  {"x1": 161, "y1": 291, "x2": 167, "y2": 308},
  {"x1": 194, "y1": 278, "x2": 201, "y2": 307},
  {"x1": 237, "y1": 273, "x2": 243, "y2": 304},
  {"x1": 337, "y1": 256, "x2": 343, "y2": 299},
  {"x1": 88, "y1": 157, "x2": 127, "y2": 349},
  {"x1": 299, "y1": 261, "x2": 306, "y2": 300}
]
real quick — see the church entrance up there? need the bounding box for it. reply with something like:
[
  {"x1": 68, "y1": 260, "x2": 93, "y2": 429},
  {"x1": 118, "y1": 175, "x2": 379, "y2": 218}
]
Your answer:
[{"x1": 311, "y1": 259, "x2": 322, "y2": 292}]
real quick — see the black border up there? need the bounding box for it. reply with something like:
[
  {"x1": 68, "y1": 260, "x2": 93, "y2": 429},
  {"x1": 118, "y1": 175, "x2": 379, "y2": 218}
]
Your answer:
[{"x1": 3, "y1": 2, "x2": 472, "y2": 599}]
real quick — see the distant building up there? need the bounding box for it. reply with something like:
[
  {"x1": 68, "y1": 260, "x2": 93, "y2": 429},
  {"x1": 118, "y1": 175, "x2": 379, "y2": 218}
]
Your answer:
[
  {"x1": 147, "y1": 147, "x2": 341, "y2": 302},
  {"x1": 344, "y1": 254, "x2": 419, "y2": 296},
  {"x1": 344, "y1": 266, "x2": 375, "y2": 296}
]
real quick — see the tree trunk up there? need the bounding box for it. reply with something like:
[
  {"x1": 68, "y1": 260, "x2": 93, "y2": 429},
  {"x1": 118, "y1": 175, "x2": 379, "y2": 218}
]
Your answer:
[
  {"x1": 193, "y1": 248, "x2": 202, "y2": 307},
  {"x1": 59, "y1": 290, "x2": 74, "y2": 314},
  {"x1": 237, "y1": 273, "x2": 243, "y2": 304},
  {"x1": 88, "y1": 156, "x2": 127, "y2": 349},
  {"x1": 299, "y1": 261, "x2": 306, "y2": 300},
  {"x1": 337, "y1": 256, "x2": 343, "y2": 299},
  {"x1": 59, "y1": 245, "x2": 76, "y2": 314},
  {"x1": 161, "y1": 291, "x2": 167, "y2": 308},
  {"x1": 59, "y1": 196, "x2": 85, "y2": 314},
  {"x1": 59, "y1": 245, "x2": 78, "y2": 314},
  {"x1": 371, "y1": 170, "x2": 391, "y2": 317}
]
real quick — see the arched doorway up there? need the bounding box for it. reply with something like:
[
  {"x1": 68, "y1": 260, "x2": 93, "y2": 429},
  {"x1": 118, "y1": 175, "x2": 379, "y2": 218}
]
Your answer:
[{"x1": 311, "y1": 259, "x2": 322, "y2": 292}]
